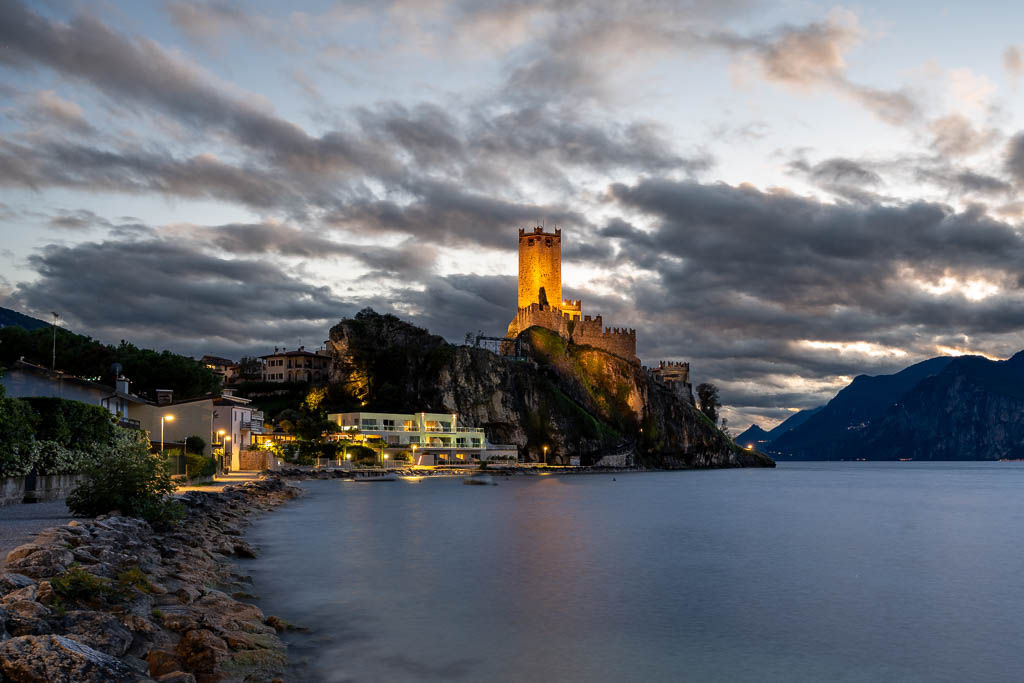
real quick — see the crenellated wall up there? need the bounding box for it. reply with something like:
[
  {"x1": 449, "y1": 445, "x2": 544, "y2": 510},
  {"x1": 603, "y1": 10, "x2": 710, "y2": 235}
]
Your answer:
[{"x1": 508, "y1": 302, "x2": 638, "y2": 363}]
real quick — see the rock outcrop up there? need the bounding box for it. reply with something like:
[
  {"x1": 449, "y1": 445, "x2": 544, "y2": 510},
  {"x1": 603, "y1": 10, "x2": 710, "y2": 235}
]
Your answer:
[
  {"x1": 0, "y1": 477, "x2": 302, "y2": 683},
  {"x1": 326, "y1": 309, "x2": 773, "y2": 468}
]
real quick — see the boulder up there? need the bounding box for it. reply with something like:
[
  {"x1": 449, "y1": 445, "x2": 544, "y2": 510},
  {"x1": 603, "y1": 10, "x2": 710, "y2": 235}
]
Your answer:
[
  {"x1": 3, "y1": 600, "x2": 52, "y2": 637},
  {"x1": 175, "y1": 628, "x2": 228, "y2": 673},
  {"x1": 156, "y1": 672, "x2": 197, "y2": 683},
  {"x1": 147, "y1": 648, "x2": 186, "y2": 677},
  {"x1": 0, "y1": 634, "x2": 136, "y2": 682},
  {"x1": 0, "y1": 573, "x2": 35, "y2": 596},
  {"x1": 61, "y1": 610, "x2": 133, "y2": 657}
]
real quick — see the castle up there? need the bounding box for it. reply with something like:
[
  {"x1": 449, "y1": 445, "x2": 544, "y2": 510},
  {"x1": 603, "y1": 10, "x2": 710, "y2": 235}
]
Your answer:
[{"x1": 506, "y1": 227, "x2": 639, "y2": 364}]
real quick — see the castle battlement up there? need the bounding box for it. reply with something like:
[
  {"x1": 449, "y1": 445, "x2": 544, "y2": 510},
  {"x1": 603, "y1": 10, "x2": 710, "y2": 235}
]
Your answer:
[{"x1": 508, "y1": 226, "x2": 639, "y2": 364}]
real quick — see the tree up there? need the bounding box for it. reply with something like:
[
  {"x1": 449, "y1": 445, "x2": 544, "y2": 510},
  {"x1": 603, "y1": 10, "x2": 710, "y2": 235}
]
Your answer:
[
  {"x1": 696, "y1": 383, "x2": 721, "y2": 424},
  {"x1": 238, "y1": 356, "x2": 263, "y2": 380},
  {"x1": 67, "y1": 428, "x2": 183, "y2": 528},
  {"x1": 184, "y1": 435, "x2": 206, "y2": 454}
]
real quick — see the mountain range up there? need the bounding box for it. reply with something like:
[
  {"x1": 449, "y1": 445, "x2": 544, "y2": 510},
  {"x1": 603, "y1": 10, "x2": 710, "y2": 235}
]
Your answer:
[
  {"x1": 0, "y1": 306, "x2": 50, "y2": 332},
  {"x1": 740, "y1": 352, "x2": 1024, "y2": 460}
]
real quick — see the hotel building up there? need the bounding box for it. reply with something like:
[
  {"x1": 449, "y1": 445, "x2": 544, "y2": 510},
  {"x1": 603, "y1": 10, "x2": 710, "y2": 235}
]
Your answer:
[{"x1": 326, "y1": 411, "x2": 517, "y2": 465}]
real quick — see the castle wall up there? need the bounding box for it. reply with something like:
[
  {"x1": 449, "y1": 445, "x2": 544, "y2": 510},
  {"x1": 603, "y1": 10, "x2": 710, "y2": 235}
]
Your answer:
[
  {"x1": 518, "y1": 227, "x2": 562, "y2": 310},
  {"x1": 509, "y1": 304, "x2": 637, "y2": 364}
]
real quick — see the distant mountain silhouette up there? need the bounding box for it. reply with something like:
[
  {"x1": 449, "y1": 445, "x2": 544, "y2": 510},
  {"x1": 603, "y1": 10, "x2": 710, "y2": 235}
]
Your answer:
[
  {"x1": 736, "y1": 406, "x2": 822, "y2": 448},
  {"x1": 0, "y1": 306, "x2": 50, "y2": 332},
  {"x1": 771, "y1": 354, "x2": 1024, "y2": 460}
]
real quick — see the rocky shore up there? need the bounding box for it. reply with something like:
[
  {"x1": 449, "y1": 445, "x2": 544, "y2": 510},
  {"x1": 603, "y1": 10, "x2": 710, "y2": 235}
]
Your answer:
[{"x1": 0, "y1": 475, "x2": 303, "y2": 683}]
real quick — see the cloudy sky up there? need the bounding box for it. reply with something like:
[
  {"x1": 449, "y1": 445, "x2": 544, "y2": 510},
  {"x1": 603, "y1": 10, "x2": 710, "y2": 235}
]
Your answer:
[{"x1": 3, "y1": 0, "x2": 1024, "y2": 429}]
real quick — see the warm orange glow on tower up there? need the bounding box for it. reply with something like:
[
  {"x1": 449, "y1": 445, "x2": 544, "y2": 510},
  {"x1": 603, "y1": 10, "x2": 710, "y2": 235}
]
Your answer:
[{"x1": 518, "y1": 226, "x2": 562, "y2": 310}]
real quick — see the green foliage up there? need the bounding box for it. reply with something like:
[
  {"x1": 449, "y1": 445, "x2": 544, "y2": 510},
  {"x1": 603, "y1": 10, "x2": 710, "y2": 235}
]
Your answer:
[
  {"x1": 237, "y1": 356, "x2": 264, "y2": 380},
  {"x1": 185, "y1": 453, "x2": 217, "y2": 479},
  {"x1": 22, "y1": 397, "x2": 115, "y2": 450},
  {"x1": 51, "y1": 565, "x2": 114, "y2": 606},
  {"x1": 67, "y1": 428, "x2": 184, "y2": 528},
  {"x1": 33, "y1": 440, "x2": 97, "y2": 475},
  {"x1": 392, "y1": 450, "x2": 412, "y2": 462},
  {"x1": 0, "y1": 326, "x2": 220, "y2": 400},
  {"x1": 696, "y1": 383, "x2": 721, "y2": 424},
  {"x1": 0, "y1": 396, "x2": 37, "y2": 477},
  {"x1": 51, "y1": 564, "x2": 155, "y2": 607},
  {"x1": 349, "y1": 444, "x2": 379, "y2": 464},
  {"x1": 117, "y1": 566, "x2": 155, "y2": 593},
  {"x1": 184, "y1": 435, "x2": 206, "y2": 454}
]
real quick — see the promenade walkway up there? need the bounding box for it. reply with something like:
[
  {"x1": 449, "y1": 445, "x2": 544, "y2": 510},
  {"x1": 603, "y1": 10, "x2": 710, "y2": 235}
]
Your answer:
[
  {"x1": 0, "y1": 472, "x2": 265, "y2": 561},
  {"x1": 174, "y1": 470, "x2": 262, "y2": 493},
  {"x1": 0, "y1": 499, "x2": 80, "y2": 559}
]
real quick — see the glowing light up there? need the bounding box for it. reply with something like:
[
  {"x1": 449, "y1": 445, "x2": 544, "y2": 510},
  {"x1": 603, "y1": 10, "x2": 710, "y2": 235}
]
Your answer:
[
  {"x1": 935, "y1": 345, "x2": 1004, "y2": 361},
  {"x1": 163, "y1": 414, "x2": 175, "y2": 422},
  {"x1": 916, "y1": 275, "x2": 999, "y2": 301},
  {"x1": 798, "y1": 340, "x2": 908, "y2": 358}
]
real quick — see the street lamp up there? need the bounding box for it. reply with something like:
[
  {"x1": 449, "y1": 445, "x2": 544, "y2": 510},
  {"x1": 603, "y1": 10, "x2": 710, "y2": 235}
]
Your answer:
[
  {"x1": 160, "y1": 414, "x2": 175, "y2": 455},
  {"x1": 217, "y1": 429, "x2": 226, "y2": 474},
  {"x1": 411, "y1": 443, "x2": 418, "y2": 465},
  {"x1": 543, "y1": 444, "x2": 548, "y2": 462}
]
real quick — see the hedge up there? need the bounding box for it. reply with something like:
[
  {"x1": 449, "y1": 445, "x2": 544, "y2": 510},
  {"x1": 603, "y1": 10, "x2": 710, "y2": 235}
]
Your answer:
[{"x1": 0, "y1": 396, "x2": 117, "y2": 478}]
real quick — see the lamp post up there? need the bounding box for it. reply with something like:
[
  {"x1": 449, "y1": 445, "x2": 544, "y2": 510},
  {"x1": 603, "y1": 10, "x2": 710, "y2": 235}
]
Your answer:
[
  {"x1": 412, "y1": 443, "x2": 418, "y2": 466},
  {"x1": 217, "y1": 429, "x2": 226, "y2": 474},
  {"x1": 543, "y1": 444, "x2": 548, "y2": 463},
  {"x1": 223, "y1": 436, "x2": 231, "y2": 472},
  {"x1": 160, "y1": 414, "x2": 175, "y2": 454}
]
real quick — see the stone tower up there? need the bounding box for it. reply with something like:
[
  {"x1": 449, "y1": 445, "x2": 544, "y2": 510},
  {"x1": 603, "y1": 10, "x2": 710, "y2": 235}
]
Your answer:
[{"x1": 518, "y1": 226, "x2": 562, "y2": 310}]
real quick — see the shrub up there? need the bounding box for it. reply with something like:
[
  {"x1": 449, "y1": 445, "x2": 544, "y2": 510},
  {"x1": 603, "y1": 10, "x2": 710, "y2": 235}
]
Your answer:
[
  {"x1": 0, "y1": 396, "x2": 37, "y2": 477},
  {"x1": 33, "y1": 440, "x2": 97, "y2": 475},
  {"x1": 392, "y1": 451, "x2": 412, "y2": 462},
  {"x1": 51, "y1": 565, "x2": 114, "y2": 606},
  {"x1": 22, "y1": 397, "x2": 115, "y2": 451},
  {"x1": 67, "y1": 427, "x2": 184, "y2": 529},
  {"x1": 184, "y1": 435, "x2": 206, "y2": 454},
  {"x1": 185, "y1": 453, "x2": 217, "y2": 479},
  {"x1": 349, "y1": 445, "x2": 379, "y2": 465}
]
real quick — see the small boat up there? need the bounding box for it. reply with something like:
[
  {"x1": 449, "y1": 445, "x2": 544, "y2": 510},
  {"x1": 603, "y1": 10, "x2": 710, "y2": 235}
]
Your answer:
[{"x1": 464, "y1": 474, "x2": 496, "y2": 486}]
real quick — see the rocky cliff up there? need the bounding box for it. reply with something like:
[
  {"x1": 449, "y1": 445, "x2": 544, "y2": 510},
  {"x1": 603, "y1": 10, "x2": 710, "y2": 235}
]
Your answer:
[{"x1": 326, "y1": 309, "x2": 774, "y2": 469}]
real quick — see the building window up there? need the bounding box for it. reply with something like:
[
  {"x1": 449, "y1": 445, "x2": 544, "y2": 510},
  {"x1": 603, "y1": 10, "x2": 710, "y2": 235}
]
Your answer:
[
  {"x1": 407, "y1": 435, "x2": 420, "y2": 444},
  {"x1": 403, "y1": 420, "x2": 415, "y2": 431},
  {"x1": 383, "y1": 419, "x2": 395, "y2": 431},
  {"x1": 361, "y1": 419, "x2": 377, "y2": 428},
  {"x1": 471, "y1": 438, "x2": 482, "y2": 447},
  {"x1": 456, "y1": 437, "x2": 467, "y2": 446}
]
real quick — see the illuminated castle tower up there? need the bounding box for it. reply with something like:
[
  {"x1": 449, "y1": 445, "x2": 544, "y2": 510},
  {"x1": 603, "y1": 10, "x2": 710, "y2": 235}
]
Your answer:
[
  {"x1": 507, "y1": 226, "x2": 634, "y2": 363},
  {"x1": 518, "y1": 226, "x2": 562, "y2": 310}
]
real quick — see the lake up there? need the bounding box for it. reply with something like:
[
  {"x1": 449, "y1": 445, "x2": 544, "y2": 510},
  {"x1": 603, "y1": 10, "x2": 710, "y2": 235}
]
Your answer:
[{"x1": 241, "y1": 463, "x2": 1024, "y2": 682}]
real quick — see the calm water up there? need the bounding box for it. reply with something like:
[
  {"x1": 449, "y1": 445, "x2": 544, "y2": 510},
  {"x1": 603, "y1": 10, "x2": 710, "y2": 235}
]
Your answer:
[{"x1": 241, "y1": 463, "x2": 1024, "y2": 682}]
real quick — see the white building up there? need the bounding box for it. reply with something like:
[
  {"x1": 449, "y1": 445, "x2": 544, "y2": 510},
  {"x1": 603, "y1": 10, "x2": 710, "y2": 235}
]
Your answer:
[{"x1": 326, "y1": 411, "x2": 517, "y2": 465}]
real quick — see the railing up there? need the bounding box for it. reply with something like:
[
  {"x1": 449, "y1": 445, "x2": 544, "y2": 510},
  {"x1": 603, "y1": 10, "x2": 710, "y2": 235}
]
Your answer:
[{"x1": 118, "y1": 417, "x2": 142, "y2": 429}]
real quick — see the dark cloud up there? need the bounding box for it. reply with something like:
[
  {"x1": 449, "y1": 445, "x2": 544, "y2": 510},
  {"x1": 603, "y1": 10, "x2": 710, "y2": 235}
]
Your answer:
[
  {"x1": 12, "y1": 236, "x2": 355, "y2": 358},
  {"x1": 598, "y1": 178, "x2": 1024, "y2": 420},
  {"x1": 0, "y1": 0, "x2": 393, "y2": 177},
  {"x1": 1005, "y1": 132, "x2": 1024, "y2": 183},
  {"x1": 327, "y1": 180, "x2": 588, "y2": 250}
]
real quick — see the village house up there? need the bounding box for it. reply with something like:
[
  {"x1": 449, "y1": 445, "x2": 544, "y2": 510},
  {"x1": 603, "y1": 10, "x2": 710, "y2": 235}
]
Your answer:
[{"x1": 260, "y1": 346, "x2": 331, "y2": 383}]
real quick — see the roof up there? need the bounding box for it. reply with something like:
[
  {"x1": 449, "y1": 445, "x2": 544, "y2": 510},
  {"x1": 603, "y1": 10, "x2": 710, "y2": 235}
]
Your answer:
[
  {"x1": 259, "y1": 349, "x2": 323, "y2": 359},
  {"x1": 200, "y1": 355, "x2": 236, "y2": 366}
]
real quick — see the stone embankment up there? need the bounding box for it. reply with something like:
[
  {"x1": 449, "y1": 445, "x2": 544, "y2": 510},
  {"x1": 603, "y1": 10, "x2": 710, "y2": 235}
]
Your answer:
[{"x1": 0, "y1": 476, "x2": 303, "y2": 683}]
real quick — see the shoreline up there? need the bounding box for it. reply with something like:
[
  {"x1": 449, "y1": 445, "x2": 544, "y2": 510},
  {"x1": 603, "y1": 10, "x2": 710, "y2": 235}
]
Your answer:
[{"x1": 0, "y1": 475, "x2": 304, "y2": 682}]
